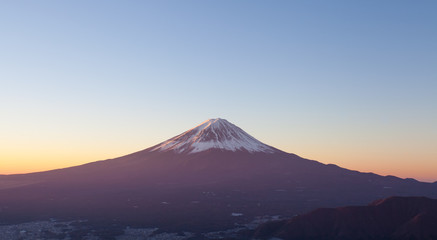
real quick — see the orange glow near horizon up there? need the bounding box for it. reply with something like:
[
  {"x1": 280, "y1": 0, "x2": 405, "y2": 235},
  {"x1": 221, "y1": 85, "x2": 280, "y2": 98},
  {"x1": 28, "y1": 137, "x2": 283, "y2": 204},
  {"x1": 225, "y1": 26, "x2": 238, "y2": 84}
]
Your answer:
[
  {"x1": 1, "y1": 118, "x2": 435, "y2": 182},
  {"x1": 2, "y1": 144, "x2": 436, "y2": 183},
  {"x1": 294, "y1": 149, "x2": 437, "y2": 183},
  {"x1": 1, "y1": 154, "x2": 95, "y2": 175},
  {"x1": 1, "y1": 146, "x2": 137, "y2": 175}
]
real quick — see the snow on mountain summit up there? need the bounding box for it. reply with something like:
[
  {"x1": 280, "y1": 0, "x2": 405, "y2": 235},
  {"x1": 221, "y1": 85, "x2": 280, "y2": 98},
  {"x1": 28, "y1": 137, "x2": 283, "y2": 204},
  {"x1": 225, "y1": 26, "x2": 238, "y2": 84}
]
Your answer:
[{"x1": 152, "y1": 118, "x2": 277, "y2": 154}]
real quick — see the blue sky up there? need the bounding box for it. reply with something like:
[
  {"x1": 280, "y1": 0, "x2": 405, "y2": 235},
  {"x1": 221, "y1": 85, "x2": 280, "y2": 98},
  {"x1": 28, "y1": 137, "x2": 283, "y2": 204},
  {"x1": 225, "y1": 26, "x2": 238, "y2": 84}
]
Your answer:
[{"x1": 1, "y1": 1, "x2": 436, "y2": 181}]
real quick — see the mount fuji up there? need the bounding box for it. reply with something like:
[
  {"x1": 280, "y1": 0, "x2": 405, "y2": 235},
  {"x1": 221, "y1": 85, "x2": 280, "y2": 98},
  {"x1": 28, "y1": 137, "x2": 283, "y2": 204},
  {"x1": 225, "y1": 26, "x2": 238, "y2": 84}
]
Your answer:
[{"x1": 0, "y1": 118, "x2": 436, "y2": 233}]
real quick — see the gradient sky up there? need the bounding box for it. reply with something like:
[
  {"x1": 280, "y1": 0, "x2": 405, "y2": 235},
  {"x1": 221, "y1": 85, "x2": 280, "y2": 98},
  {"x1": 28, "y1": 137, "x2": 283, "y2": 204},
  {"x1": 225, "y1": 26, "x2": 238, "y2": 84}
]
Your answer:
[{"x1": 1, "y1": 1, "x2": 436, "y2": 182}]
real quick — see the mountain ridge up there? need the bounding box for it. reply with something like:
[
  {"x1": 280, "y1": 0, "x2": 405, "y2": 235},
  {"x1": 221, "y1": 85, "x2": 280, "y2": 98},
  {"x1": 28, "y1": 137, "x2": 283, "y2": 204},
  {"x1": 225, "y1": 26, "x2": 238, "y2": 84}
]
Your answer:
[{"x1": 254, "y1": 196, "x2": 437, "y2": 240}]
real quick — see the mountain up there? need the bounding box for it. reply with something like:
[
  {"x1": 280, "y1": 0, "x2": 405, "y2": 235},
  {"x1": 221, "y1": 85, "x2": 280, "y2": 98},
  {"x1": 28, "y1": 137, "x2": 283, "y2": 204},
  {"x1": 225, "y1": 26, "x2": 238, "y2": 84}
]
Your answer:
[
  {"x1": 0, "y1": 118, "x2": 436, "y2": 233},
  {"x1": 254, "y1": 196, "x2": 437, "y2": 240}
]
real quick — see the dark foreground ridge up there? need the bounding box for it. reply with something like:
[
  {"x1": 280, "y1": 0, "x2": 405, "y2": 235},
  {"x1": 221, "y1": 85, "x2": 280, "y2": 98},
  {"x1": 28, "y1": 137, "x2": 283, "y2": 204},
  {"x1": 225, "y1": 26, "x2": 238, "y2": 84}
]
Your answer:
[{"x1": 254, "y1": 196, "x2": 437, "y2": 240}]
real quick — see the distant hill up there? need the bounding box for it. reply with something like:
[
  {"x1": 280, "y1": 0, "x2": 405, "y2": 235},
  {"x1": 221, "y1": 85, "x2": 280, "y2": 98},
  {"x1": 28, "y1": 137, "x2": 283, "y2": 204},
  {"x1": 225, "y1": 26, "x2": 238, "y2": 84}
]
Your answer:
[{"x1": 254, "y1": 196, "x2": 437, "y2": 240}]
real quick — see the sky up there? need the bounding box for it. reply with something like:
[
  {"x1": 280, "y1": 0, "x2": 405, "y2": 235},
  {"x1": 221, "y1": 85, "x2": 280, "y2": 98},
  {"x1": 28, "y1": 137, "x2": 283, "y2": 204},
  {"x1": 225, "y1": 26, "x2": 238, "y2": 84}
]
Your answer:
[{"x1": 1, "y1": 1, "x2": 436, "y2": 182}]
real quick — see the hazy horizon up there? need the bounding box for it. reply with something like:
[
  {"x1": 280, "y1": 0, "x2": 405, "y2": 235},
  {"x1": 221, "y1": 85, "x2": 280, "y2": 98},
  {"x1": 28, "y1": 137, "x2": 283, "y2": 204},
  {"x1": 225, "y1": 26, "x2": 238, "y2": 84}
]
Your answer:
[{"x1": 2, "y1": 1, "x2": 436, "y2": 182}]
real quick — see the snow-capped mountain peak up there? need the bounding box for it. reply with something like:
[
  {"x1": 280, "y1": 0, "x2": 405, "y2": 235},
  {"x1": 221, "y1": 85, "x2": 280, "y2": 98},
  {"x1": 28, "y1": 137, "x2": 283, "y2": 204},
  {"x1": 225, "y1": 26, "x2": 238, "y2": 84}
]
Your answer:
[{"x1": 151, "y1": 118, "x2": 277, "y2": 154}]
